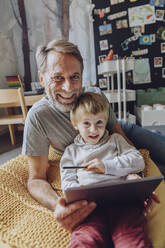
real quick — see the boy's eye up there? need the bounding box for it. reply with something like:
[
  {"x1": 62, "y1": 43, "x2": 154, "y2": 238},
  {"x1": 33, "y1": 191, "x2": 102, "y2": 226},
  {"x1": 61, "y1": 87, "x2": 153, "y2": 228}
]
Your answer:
[
  {"x1": 83, "y1": 122, "x2": 89, "y2": 126},
  {"x1": 97, "y1": 120, "x2": 103, "y2": 125}
]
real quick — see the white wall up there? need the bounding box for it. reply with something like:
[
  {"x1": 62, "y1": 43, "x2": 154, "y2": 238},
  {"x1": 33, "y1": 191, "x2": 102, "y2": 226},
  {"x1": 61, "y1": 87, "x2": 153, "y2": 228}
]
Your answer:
[
  {"x1": 0, "y1": 0, "x2": 63, "y2": 88},
  {"x1": 0, "y1": 0, "x2": 96, "y2": 89},
  {"x1": 69, "y1": 0, "x2": 96, "y2": 86}
]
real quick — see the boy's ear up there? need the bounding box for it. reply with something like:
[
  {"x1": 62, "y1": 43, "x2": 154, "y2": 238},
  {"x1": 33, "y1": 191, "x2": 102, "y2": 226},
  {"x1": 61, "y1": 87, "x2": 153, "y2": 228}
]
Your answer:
[
  {"x1": 71, "y1": 120, "x2": 78, "y2": 130},
  {"x1": 74, "y1": 125, "x2": 78, "y2": 130}
]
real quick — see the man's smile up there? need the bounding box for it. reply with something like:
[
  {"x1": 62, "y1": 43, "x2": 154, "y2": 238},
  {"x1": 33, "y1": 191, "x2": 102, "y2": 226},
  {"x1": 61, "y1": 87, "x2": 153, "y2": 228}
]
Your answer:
[{"x1": 57, "y1": 93, "x2": 77, "y2": 103}]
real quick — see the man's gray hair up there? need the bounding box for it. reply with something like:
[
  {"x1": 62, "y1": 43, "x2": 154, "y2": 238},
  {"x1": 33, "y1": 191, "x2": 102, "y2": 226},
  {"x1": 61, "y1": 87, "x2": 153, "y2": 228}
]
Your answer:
[{"x1": 36, "y1": 39, "x2": 84, "y2": 74}]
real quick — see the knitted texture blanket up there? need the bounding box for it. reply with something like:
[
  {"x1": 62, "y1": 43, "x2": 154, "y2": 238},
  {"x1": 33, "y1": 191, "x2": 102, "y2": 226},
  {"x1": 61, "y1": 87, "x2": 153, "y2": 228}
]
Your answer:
[
  {"x1": 0, "y1": 148, "x2": 164, "y2": 248},
  {"x1": 0, "y1": 148, "x2": 71, "y2": 248}
]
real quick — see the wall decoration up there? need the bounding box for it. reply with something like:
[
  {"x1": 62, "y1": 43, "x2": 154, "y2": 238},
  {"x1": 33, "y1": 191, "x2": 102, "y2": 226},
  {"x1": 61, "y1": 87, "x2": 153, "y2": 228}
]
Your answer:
[
  {"x1": 155, "y1": 9, "x2": 164, "y2": 20},
  {"x1": 99, "y1": 23, "x2": 112, "y2": 35},
  {"x1": 121, "y1": 33, "x2": 141, "y2": 50},
  {"x1": 121, "y1": 40, "x2": 129, "y2": 51},
  {"x1": 94, "y1": 7, "x2": 111, "y2": 16},
  {"x1": 131, "y1": 26, "x2": 145, "y2": 34},
  {"x1": 162, "y1": 68, "x2": 165, "y2": 78},
  {"x1": 116, "y1": 19, "x2": 128, "y2": 29},
  {"x1": 150, "y1": 0, "x2": 165, "y2": 7},
  {"x1": 161, "y1": 42, "x2": 165, "y2": 53},
  {"x1": 110, "y1": 0, "x2": 125, "y2": 5},
  {"x1": 128, "y1": 5, "x2": 156, "y2": 27},
  {"x1": 99, "y1": 78, "x2": 107, "y2": 88},
  {"x1": 99, "y1": 39, "x2": 109, "y2": 50},
  {"x1": 139, "y1": 35, "x2": 152, "y2": 45},
  {"x1": 157, "y1": 26, "x2": 165, "y2": 40},
  {"x1": 107, "y1": 10, "x2": 127, "y2": 20},
  {"x1": 154, "y1": 57, "x2": 163, "y2": 67},
  {"x1": 99, "y1": 55, "x2": 106, "y2": 63},
  {"x1": 132, "y1": 49, "x2": 148, "y2": 56},
  {"x1": 150, "y1": 34, "x2": 156, "y2": 42},
  {"x1": 133, "y1": 58, "x2": 151, "y2": 84}
]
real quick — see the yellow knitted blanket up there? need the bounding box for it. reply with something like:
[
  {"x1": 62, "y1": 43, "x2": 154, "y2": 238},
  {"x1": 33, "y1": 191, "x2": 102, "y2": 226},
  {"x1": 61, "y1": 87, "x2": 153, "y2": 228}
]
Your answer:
[{"x1": 0, "y1": 148, "x2": 165, "y2": 248}]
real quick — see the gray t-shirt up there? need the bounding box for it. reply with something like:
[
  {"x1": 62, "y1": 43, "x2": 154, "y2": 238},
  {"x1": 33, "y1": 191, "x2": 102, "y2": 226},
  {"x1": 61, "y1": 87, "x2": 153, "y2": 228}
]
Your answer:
[{"x1": 22, "y1": 86, "x2": 117, "y2": 156}]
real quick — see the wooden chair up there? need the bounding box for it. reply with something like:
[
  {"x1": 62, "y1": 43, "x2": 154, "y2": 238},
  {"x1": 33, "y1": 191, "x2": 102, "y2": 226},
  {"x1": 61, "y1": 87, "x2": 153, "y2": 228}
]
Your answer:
[{"x1": 0, "y1": 88, "x2": 27, "y2": 145}]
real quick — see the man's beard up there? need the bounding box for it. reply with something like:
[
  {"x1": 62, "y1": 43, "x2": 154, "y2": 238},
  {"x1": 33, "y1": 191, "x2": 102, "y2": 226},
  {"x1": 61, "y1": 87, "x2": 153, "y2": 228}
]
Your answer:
[{"x1": 45, "y1": 85, "x2": 80, "y2": 112}]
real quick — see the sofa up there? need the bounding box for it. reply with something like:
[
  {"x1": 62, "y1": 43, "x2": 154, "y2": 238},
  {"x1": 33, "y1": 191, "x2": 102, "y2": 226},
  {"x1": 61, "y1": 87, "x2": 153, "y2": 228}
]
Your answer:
[
  {"x1": 119, "y1": 121, "x2": 165, "y2": 177},
  {"x1": 0, "y1": 121, "x2": 165, "y2": 248}
]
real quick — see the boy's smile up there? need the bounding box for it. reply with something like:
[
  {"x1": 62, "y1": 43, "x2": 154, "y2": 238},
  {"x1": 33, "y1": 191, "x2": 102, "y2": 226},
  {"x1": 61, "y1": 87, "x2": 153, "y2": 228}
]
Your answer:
[{"x1": 75, "y1": 112, "x2": 107, "y2": 144}]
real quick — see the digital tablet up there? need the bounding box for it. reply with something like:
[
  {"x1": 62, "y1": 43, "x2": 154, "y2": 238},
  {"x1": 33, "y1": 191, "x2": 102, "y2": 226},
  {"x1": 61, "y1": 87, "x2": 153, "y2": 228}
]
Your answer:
[{"x1": 63, "y1": 175, "x2": 164, "y2": 205}]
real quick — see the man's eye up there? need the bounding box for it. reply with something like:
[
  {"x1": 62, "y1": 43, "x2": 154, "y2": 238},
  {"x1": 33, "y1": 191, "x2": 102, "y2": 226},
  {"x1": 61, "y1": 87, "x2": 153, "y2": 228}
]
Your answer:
[
  {"x1": 71, "y1": 74, "x2": 80, "y2": 80},
  {"x1": 52, "y1": 76, "x2": 63, "y2": 82}
]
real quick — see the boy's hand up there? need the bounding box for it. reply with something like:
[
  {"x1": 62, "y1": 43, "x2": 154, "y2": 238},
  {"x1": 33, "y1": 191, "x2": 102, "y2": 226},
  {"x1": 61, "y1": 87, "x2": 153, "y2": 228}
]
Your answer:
[
  {"x1": 126, "y1": 173, "x2": 141, "y2": 180},
  {"x1": 84, "y1": 158, "x2": 105, "y2": 174}
]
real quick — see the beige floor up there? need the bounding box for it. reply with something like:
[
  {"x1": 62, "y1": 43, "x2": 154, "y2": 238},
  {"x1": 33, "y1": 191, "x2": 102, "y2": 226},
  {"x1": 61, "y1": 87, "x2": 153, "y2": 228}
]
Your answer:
[
  {"x1": 0, "y1": 146, "x2": 22, "y2": 165},
  {"x1": 0, "y1": 130, "x2": 23, "y2": 165}
]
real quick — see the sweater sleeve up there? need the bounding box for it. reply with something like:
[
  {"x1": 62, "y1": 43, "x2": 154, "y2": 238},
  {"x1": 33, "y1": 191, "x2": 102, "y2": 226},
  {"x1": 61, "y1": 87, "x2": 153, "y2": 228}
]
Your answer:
[
  {"x1": 60, "y1": 145, "x2": 80, "y2": 191},
  {"x1": 104, "y1": 134, "x2": 145, "y2": 176}
]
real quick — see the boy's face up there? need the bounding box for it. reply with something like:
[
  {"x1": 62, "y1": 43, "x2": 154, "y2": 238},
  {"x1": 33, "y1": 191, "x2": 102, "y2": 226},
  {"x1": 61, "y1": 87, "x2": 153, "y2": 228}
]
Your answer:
[{"x1": 75, "y1": 112, "x2": 107, "y2": 144}]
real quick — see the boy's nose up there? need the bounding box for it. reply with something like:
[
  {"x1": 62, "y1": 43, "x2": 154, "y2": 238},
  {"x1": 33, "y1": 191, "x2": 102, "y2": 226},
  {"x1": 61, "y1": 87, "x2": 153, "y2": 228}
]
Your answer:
[{"x1": 90, "y1": 124, "x2": 97, "y2": 132}]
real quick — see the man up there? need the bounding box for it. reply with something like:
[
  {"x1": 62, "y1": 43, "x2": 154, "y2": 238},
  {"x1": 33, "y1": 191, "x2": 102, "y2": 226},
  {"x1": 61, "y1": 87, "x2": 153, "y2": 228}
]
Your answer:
[{"x1": 22, "y1": 39, "x2": 158, "y2": 236}]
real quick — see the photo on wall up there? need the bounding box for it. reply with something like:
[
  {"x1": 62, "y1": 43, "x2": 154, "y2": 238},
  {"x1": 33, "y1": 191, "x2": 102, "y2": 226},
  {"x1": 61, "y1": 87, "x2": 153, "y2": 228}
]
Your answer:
[
  {"x1": 99, "y1": 78, "x2": 107, "y2": 89},
  {"x1": 99, "y1": 39, "x2": 109, "y2": 51},
  {"x1": 154, "y1": 57, "x2": 163, "y2": 67},
  {"x1": 99, "y1": 23, "x2": 112, "y2": 36},
  {"x1": 133, "y1": 58, "x2": 151, "y2": 84}
]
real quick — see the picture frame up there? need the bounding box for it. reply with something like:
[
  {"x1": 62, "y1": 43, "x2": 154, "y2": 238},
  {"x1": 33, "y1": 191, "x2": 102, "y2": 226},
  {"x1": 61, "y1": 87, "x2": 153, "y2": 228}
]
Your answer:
[
  {"x1": 99, "y1": 78, "x2": 107, "y2": 89},
  {"x1": 162, "y1": 68, "x2": 165, "y2": 78},
  {"x1": 161, "y1": 42, "x2": 165, "y2": 53},
  {"x1": 99, "y1": 55, "x2": 106, "y2": 63},
  {"x1": 154, "y1": 57, "x2": 163, "y2": 67},
  {"x1": 99, "y1": 39, "x2": 109, "y2": 51}
]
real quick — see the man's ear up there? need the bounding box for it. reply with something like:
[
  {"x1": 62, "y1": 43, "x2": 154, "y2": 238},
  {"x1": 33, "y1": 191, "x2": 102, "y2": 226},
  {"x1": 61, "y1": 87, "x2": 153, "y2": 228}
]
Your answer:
[{"x1": 38, "y1": 71, "x2": 44, "y2": 87}]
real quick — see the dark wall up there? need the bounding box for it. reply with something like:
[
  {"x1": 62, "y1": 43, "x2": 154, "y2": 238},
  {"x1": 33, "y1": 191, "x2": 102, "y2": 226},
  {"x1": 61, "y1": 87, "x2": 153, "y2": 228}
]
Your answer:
[{"x1": 92, "y1": 0, "x2": 165, "y2": 91}]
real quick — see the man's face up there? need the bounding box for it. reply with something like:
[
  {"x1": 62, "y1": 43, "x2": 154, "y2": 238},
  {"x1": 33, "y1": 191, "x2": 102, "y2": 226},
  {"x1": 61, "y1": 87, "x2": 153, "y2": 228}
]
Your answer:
[{"x1": 42, "y1": 51, "x2": 82, "y2": 112}]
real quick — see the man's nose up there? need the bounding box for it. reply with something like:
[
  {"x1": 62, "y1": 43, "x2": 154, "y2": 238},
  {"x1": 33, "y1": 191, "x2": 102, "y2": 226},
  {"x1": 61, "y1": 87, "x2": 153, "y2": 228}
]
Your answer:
[{"x1": 62, "y1": 79, "x2": 73, "y2": 91}]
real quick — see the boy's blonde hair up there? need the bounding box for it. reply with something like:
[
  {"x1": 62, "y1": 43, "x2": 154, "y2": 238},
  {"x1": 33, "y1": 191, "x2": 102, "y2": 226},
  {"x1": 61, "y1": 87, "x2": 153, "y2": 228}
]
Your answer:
[{"x1": 70, "y1": 92, "x2": 109, "y2": 125}]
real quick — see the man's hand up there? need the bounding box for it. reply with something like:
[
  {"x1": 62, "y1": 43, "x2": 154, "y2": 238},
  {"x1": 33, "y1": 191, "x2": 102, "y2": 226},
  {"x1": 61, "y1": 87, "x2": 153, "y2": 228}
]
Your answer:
[
  {"x1": 143, "y1": 191, "x2": 160, "y2": 216},
  {"x1": 84, "y1": 158, "x2": 105, "y2": 174},
  {"x1": 54, "y1": 197, "x2": 97, "y2": 231},
  {"x1": 126, "y1": 173, "x2": 160, "y2": 216}
]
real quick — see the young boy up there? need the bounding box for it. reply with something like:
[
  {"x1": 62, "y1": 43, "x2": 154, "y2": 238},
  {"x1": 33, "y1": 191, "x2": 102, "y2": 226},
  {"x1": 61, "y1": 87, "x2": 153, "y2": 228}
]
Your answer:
[{"x1": 60, "y1": 92, "x2": 152, "y2": 248}]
